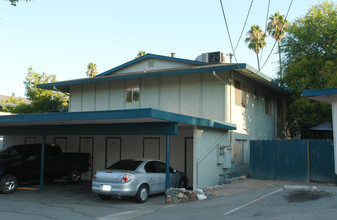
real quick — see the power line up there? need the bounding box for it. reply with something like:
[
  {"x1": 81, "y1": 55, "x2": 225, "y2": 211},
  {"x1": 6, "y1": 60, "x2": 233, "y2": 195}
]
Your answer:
[
  {"x1": 219, "y1": 0, "x2": 238, "y2": 63},
  {"x1": 260, "y1": 0, "x2": 271, "y2": 63},
  {"x1": 259, "y1": 0, "x2": 294, "y2": 72},
  {"x1": 234, "y1": 0, "x2": 255, "y2": 53}
]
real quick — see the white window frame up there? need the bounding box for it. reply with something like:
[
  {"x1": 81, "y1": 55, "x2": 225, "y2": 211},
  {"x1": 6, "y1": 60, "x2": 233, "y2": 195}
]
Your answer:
[{"x1": 125, "y1": 85, "x2": 140, "y2": 103}]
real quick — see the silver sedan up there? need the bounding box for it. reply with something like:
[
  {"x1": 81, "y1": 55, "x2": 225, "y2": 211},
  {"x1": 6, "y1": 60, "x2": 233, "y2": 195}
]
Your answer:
[{"x1": 92, "y1": 159, "x2": 187, "y2": 203}]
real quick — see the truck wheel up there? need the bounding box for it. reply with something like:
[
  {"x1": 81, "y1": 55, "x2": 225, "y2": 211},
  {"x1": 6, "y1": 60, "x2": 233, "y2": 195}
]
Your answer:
[
  {"x1": 68, "y1": 168, "x2": 81, "y2": 183},
  {"x1": 0, "y1": 174, "x2": 18, "y2": 194},
  {"x1": 135, "y1": 185, "x2": 149, "y2": 203},
  {"x1": 98, "y1": 194, "x2": 111, "y2": 200}
]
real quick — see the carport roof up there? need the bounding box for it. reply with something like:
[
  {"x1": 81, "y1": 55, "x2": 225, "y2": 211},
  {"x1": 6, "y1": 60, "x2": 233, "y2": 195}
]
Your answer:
[
  {"x1": 302, "y1": 88, "x2": 337, "y2": 104},
  {"x1": 0, "y1": 108, "x2": 236, "y2": 135}
]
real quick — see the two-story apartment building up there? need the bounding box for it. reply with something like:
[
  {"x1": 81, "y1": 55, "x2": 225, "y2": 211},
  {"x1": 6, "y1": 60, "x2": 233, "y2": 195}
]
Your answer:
[{"x1": 0, "y1": 52, "x2": 289, "y2": 189}]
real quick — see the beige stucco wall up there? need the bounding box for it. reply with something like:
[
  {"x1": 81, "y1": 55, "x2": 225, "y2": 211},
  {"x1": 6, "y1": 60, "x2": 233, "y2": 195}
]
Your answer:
[
  {"x1": 68, "y1": 71, "x2": 228, "y2": 122},
  {"x1": 194, "y1": 126, "x2": 231, "y2": 188}
]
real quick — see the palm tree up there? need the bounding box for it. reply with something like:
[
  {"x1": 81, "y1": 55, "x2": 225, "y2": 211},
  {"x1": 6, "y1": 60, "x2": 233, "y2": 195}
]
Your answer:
[
  {"x1": 136, "y1": 51, "x2": 146, "y2": 59},
  {"x1": 86, "y1": 62, "x2": 98, "y2": 78},
  {"x1": 245, "y1": 25, "x2": 267, "y2": 71},
  {"x1": 267, "y1": 12, "x2": 287, "y2": 78}
]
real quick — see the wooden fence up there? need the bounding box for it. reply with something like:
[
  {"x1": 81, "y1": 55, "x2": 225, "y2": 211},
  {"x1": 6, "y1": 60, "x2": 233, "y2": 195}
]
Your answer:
[{"x1": 250, "y1": 140, "x2": 336, "y2": 183}]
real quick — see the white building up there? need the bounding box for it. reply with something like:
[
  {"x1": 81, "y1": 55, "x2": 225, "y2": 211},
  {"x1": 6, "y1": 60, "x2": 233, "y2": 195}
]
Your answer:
[{"x1": 0, "y1": 52, "x2": 289, "y2": 189}]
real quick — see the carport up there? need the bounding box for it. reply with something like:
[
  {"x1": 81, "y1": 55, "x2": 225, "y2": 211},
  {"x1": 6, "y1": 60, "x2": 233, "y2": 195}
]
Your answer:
[{"x1": 0, "y1": 108, "x2": 235, "y2": 192}]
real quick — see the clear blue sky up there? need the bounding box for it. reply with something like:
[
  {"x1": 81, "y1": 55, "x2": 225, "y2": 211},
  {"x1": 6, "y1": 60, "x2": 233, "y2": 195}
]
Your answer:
[{"x1": 0, "y1": 0, "x2": 334, "y2": 97}]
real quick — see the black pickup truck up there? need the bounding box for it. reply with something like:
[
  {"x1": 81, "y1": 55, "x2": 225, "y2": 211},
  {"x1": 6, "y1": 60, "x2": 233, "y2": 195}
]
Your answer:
[{"x1": 0, "y1": 144, "x2": 91, "y2": 194}]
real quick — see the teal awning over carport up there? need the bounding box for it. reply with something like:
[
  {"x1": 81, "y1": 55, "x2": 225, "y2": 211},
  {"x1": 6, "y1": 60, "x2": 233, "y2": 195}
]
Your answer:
[{"x1": 0, "y1": 108, "x2": 236, "y2": 135}]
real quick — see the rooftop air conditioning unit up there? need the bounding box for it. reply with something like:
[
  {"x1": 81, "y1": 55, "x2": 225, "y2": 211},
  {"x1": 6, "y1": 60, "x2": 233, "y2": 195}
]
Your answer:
[{"x1": 195, "y1": 51, "x2": 230, "y2": 64}]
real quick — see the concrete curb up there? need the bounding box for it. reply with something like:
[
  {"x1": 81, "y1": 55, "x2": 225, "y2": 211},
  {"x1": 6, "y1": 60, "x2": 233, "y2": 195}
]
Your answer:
[{"x1": 283, "y1": 185, "x2": 318, "y2": 192}]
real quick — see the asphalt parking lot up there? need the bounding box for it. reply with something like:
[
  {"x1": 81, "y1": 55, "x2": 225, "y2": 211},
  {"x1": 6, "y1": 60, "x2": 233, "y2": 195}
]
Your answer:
[
  {"x1": 1, "y1": 179, "x2": 337, "y2": 219},
  {"x1": 0, "y1": 180, "x2": 168, "y2": 220}
]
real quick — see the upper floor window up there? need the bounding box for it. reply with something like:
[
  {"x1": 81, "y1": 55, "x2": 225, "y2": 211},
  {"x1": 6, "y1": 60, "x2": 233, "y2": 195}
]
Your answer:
[
  {"x1": 265, "y1": 94, "x2": 272, "y2": 115},
  {"x1": 254, "y1": 89, "x2": 259, "y2": 100},
  {"x1": 235, "y1": 80, "x2": 247, "y2": 108},
  {"x1": 126, "y1": 85, "x2": 139, "y2": 103}
]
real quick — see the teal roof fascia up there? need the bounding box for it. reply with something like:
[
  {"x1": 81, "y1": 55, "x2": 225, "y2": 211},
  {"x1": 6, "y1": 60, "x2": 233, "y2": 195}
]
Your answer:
[
  {"x1": 302, "y1": 88, "x2": 337, "y2": 97},
  {"x1": 37, "y1": 63, "x2": 247, "y2": 92},
  {"x1": 0, "y1": 123, "x2": 177, "y2": 136},
  {"x1": 0, "y1": 108, "x2": 154, "y2": 123},
  {"x1": 97, "y1": 53, "x2": 208, "y2": 77},
  {"x1": 37, "y1": 63, "x2": 290, "y2": 94},
  {"x1": 150, "y1": 109, "x2": 236, "y2": 130},
  {"x1": 0, "y1": 108, "x2": 236, "y2": 131}
]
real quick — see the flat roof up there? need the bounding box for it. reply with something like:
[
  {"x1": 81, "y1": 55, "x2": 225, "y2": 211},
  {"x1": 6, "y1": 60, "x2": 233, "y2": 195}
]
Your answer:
[
  {"x1": 0, "y1": 108, "x2": 236, "y2": 135},
  {"x1": 302, "y1": 88, "x2": 337, "y2": 104}
]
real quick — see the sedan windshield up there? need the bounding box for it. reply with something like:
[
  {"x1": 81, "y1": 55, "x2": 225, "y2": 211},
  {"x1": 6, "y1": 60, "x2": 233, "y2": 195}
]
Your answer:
[{"x1": 108, "y1": 160, "x2": 143, "y2": 171}]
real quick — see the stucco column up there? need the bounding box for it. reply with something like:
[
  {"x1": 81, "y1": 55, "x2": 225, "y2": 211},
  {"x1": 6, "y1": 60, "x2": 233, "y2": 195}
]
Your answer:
[
  {"x1": 165, "y1": 135, "x2": 170, "y2": 190},
  {"x1": 332, "y1": 101, "x2": 337, "y2": 174}
]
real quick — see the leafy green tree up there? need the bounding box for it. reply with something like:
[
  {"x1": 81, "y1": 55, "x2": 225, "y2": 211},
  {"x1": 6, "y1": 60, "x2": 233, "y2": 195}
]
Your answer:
[
  {"x1": 267, "y1": 12, "x2": 287, "y2": 78},
  {"x1": 86, "y1": 62, "x2": 98, "y2": 78},
  {"x1": 282, "y1": 1, "x2": 337, "y2": 137},
  {"x1": 245, "y1": 25, "x2": 267, "y2": 71},
  {"x1": 2, "y1": 67, "x2": 68, "y2": 114},
  {"x1": 1, "y1": 96, "x2": 27, "y2": 113},
  {"x1": 136, "y1": 51, "x2": 146, "y2": 59}
]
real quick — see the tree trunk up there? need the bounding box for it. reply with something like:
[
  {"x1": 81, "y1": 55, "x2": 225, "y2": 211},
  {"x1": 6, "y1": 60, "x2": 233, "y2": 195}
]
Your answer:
[
  {"x1": 278, "y1": 41, "x2": 282, "y2": 79},
  {"x1": 256, "y1": 53, "x2": 260, "y2": 71}
]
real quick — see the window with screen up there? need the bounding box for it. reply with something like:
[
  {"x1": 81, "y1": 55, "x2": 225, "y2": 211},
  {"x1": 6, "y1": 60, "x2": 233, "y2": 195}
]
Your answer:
[{"x1": 125, "y1": 85, "x2": 140, "y2": 103}]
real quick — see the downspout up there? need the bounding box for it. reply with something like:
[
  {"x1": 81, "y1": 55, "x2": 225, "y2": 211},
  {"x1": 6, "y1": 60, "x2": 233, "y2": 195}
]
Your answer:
[
  {"x1": 53, "y1": 86, "x2": 69, "y2": 96},
  {"x1": 212, "y1": 71, "x2": 227, "y2": 85},
  {"x1": 194, "y1": 71, "x2": 233, "y2": 188},
  {"x1": 212, "y1": 70, "x2": 233, "y2": 146},
  {"x1": 230, "y1": 71, "x2": 234, "y2": 147}
]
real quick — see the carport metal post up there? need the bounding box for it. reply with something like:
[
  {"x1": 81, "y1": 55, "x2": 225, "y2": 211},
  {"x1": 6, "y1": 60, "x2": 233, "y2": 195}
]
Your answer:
[
  {"x1": 166, "y1": 135, "x2": 170, "y2": 190},
  {"x1": 40, "y1": 135, "x2": 46, "y2": 193}
]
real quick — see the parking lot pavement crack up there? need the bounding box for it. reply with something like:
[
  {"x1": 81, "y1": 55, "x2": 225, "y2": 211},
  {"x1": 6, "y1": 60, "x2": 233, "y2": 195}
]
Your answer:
[{"x1": 0, "y1": 209, "x2": 59, "y2": 220}]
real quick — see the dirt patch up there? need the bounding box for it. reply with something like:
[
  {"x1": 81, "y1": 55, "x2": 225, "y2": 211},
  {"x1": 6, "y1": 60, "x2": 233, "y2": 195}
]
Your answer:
[
  {"x1": 203, "y1": 178, "x2": 329, "y2": 197},
  {"x1": 285, "y1": 191, "x2": 331, "y2": 203}
]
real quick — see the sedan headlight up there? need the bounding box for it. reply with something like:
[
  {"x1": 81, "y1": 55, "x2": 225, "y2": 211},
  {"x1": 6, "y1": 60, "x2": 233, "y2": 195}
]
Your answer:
[{"x1": 121, "y1": 173, "x2": 133, "y2": 183}]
